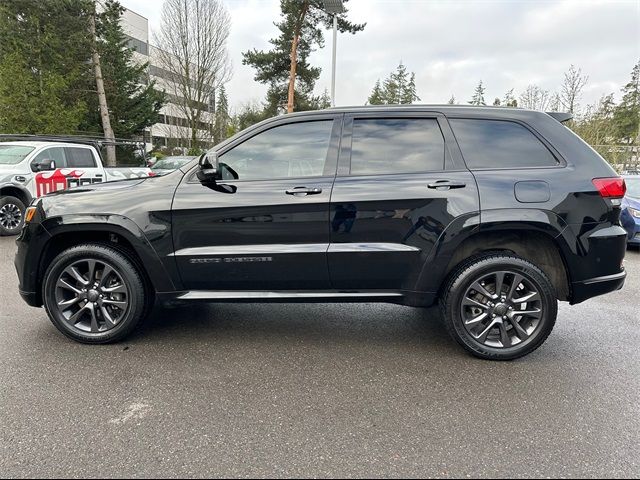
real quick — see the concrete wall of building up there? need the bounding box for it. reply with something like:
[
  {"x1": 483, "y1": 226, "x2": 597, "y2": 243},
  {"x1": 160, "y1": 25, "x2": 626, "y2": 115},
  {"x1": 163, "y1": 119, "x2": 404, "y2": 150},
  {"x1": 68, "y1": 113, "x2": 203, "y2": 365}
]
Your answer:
[{"x1": 119, "y1": 8, "x2": 214, "y2": 152}]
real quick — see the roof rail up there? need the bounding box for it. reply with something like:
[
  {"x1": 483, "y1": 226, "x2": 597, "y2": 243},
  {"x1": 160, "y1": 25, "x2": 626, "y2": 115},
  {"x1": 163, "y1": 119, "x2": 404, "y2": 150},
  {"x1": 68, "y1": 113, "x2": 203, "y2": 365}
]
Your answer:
[
  {"x1": 0, "y1": 134, "x2": 145, "y2": 147},
  {"x1": 546, "y1": 112, "x2": 573, "y2": 123}
]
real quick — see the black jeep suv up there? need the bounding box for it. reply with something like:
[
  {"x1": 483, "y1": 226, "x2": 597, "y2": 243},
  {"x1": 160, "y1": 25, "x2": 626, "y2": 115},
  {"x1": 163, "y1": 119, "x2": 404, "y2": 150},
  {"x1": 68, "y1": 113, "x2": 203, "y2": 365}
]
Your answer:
[{"x1": 15, "y1": 106, "x2": 627, "y2": 360}]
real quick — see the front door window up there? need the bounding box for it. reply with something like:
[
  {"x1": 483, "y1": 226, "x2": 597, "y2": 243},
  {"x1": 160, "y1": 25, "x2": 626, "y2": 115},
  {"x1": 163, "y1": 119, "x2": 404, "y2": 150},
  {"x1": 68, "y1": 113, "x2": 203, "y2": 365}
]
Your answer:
[{"x1": 219, "y1": 120, "x2": 334, "y2": 181}]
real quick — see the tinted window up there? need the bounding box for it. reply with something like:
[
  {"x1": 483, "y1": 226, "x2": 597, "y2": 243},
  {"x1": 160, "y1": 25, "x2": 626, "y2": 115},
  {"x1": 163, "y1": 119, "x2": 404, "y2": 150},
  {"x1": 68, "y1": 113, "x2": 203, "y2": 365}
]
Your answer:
[
  {"x1": 350, "y1": 118, "x2": 445, "y2": 175},
  {"x1": 65, "y1": 147, "x2": 96, "y2": 168},
  {"x1": 450, "y1": 119, "x2": 558, "y2": 169},
  {"x1": 219, "y1": 121, "x2": 333, "y2": 181},
  {"x1": 32, "y1": 147, "x2": 67, "y2": 168}
]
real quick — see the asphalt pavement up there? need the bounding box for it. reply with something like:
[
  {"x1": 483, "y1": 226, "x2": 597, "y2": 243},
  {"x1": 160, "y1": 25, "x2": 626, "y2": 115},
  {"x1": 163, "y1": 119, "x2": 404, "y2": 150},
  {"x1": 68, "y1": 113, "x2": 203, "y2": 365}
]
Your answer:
[{"x1": 0, "y1": 236, "x2": 639, "y2": 478}]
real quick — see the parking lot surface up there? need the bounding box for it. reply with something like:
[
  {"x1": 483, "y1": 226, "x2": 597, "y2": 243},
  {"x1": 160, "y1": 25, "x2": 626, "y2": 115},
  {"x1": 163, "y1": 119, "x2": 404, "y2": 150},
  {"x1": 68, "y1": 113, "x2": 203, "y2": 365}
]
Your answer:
[{"x1": 1, "y1": 236, "x2": 639, "y2": 478}]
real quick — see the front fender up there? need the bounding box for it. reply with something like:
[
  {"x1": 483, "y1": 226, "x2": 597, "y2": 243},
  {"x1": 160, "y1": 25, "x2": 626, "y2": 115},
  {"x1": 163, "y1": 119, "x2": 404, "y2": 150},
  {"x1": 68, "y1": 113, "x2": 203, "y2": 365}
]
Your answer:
[
  {"x1": 41, "y1": 214, "x2": 178, "y2": 293},
  {"x1": 0, "y1": 181, "x2": 33, "y2": 204}
]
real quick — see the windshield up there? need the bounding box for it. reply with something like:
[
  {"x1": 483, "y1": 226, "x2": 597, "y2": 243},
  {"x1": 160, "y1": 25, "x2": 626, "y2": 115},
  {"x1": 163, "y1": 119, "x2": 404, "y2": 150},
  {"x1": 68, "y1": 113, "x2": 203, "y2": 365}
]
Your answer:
[
  {"x1": 626, "y1": 177, "x2": 640, "y2": 199},
  {"x1": 0, "y1": 145, "x2": 34, "y2": 165}
]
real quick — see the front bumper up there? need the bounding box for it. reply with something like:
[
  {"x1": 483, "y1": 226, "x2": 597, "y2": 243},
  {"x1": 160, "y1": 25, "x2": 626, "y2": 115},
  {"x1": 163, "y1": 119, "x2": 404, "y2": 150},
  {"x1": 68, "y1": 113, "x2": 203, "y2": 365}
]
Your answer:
[
  {"x1": 14, "y1": 221, "x2": 51, "y2": 307},
  {"x1": 621, "y1": 209, "x2": 640, "y2": 245},
  {"x1": 627, "y1": 226, "x2": 640, "y2": 246}
]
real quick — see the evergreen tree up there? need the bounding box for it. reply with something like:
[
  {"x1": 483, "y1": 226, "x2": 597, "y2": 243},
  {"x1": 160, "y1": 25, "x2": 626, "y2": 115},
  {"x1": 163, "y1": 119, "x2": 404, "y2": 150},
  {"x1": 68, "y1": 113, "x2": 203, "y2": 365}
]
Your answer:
[
  {"x1": 469, "y1": 81, "x2": 486, "y2": 106},
  {"x1": 0, "y1": 0, "x2": 93, "y2": 134},
  {"x1": 613, "y1": 61, "x2": 640, "y2": 145},
  {"x1": 503, "y1": 88, "x2": 517, "y2": 107},
  {"x1": 242, "y1": 0, "x2": 364, "y2": 116},
  {"x1": 367, "y1": 62, "x2": 420, "y2": 105},
  {"x1": 368, "y1": 80, "x2": 384, "y2": 105},
  {"x1": 81, "y1": 1, "x2": 164, "y2": 138},
  {"x1": 493, "y1": 98, "x2": 501, "y2": 106},
  {"x1": 401, "y1": 72, "x2": 420, "y2": 104},
  {"x1": 571, "y1": 94, "x2": 622, "y2": 164},
  {"x1": 213, "y1": 85, "x2": 230, "y2": 145},
  {"x1": 317, "y1": 88, "x2": 331, "y2": 109},
  {"x1": 447, "y1": 95, "x2": 456, "y2": 105}
]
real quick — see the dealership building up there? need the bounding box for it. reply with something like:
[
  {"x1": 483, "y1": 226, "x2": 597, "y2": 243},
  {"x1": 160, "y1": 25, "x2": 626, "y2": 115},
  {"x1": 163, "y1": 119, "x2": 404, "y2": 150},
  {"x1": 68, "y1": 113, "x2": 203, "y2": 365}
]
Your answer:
[{"x1": 117, "y1": 8, "x2": 215, "y2": 151}]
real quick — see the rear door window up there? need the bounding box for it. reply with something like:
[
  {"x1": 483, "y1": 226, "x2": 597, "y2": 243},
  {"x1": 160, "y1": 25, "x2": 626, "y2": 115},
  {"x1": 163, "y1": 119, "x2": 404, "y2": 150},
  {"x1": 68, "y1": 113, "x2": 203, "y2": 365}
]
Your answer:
[
  {"x1": 450, "y1": 119, "x2": 559, "y2": 169},
  {"x1": 64, "y1": 147, "x2": 97, "y2": 168},
  {"x1": 350, "y1": 118, "x2": 445, "y2": 175}
]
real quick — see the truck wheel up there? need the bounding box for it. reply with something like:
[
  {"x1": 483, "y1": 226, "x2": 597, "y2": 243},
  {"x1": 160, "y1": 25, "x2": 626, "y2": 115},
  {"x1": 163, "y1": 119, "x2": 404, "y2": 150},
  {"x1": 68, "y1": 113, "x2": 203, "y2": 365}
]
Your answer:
[
  {"x1": 441, "y1": 253, "x2": 557, "y2": 361},
  {"x1": 0, "y1": 196, "x2": 26, "y2": 236},
  {"x1": 42, "y1": 243, "x2": 147, "y2": 344}
]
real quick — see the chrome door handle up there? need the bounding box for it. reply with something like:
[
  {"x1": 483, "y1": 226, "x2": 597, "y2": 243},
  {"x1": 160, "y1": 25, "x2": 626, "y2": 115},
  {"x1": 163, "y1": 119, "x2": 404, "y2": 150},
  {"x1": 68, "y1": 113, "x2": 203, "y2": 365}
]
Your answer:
[
  {"x1": 427, "y1": 180, "x2": 466, "y2": 190},
  {"x1": 286, "y1": 187, "x2": 323, "y2": 196}
]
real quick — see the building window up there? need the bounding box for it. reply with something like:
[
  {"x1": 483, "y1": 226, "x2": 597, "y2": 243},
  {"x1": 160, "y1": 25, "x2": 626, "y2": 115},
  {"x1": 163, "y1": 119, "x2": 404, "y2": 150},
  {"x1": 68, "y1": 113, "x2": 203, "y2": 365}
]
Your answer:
[{"x1": 124, "y1": 34, "x2": 149, "y2": 56}]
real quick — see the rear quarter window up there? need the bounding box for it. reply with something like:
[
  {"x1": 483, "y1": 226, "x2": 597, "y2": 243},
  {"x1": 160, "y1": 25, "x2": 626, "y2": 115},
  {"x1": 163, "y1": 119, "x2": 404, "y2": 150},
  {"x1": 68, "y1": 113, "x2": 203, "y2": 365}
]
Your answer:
[{"x1": 450, "y1": 118, "x2": 559, "y2": 169}]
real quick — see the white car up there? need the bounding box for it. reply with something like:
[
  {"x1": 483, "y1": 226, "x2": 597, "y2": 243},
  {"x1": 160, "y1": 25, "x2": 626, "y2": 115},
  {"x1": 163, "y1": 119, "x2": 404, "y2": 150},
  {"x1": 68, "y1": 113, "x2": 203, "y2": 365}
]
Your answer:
[{"x1": 0, "y1": 140, "x2": 152, "y2": 235}]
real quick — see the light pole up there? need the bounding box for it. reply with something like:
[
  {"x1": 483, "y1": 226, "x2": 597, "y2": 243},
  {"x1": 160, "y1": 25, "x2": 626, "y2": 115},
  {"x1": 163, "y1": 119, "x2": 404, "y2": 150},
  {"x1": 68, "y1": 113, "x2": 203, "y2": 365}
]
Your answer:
[{"x1": 323, "y1": 0, "x2": 344, "y2": 107}]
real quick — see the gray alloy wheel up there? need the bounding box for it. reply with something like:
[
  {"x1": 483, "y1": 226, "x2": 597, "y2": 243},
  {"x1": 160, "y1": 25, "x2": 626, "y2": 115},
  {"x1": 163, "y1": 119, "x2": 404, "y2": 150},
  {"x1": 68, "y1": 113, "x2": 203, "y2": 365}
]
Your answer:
[
  {"x1": 461, "y1": 270, "x2": 543, "y2": 348},
  {"x1": 0, "y1": 196, "x2": 25, "y2": 235},
  {"x1": 54, "y1": 259, "x2": 130, "y2": 334},
  {"x1": 441, "y1": 253, "x2": 557, "y2": 360},
  {"x1": 43, "y1": 243, "x2": 148, "y2": 343}
]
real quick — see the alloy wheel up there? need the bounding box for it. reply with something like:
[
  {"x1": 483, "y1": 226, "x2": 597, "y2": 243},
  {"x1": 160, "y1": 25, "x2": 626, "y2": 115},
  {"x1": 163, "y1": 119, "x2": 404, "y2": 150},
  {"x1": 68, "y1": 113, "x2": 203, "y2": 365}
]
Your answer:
[
  {"x1": 461, "y1": 270, "x2": 543, "y2": 348},
  {"x1": 54, "y1": 259, "x2": 130, "y2": 334},
  {"x1": 0, "y1": 203, "x2": 22, "y2": 230}
]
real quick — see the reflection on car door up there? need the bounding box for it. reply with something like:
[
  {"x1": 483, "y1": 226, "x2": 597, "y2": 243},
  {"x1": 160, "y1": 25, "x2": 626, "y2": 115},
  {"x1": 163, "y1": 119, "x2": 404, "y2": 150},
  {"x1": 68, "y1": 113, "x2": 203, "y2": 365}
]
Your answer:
[
  {"x1": 328, "y1": 113, "x2": 480, "y2": 291},
  {"x1": 171, "y1": 115, "x2": 342, "y2": 291}
]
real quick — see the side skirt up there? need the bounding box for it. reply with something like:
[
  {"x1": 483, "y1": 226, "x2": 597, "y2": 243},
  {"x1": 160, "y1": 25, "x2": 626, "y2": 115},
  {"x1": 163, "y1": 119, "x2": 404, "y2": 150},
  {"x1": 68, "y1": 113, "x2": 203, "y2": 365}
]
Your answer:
[{"x1": 155, "y1": 290, "x2": 438, "y2": 307}]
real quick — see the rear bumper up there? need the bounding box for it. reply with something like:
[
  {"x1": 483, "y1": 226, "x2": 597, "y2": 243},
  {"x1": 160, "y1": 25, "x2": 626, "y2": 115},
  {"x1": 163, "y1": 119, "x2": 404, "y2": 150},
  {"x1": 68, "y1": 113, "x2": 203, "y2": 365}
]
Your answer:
[
  {"x1": 566, "y1": 223, "x2": 628, "y2": 304},
  {"x1": 570, "y1": 270, "x2": 626, "y2": 304}
]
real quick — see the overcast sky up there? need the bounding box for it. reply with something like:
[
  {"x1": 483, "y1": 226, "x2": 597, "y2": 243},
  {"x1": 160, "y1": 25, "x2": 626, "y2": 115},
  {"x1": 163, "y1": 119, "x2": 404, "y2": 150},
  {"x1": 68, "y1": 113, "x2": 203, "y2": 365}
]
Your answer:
[{"x1": 123, "y1": 0, "x2": 639, "y2": 113}]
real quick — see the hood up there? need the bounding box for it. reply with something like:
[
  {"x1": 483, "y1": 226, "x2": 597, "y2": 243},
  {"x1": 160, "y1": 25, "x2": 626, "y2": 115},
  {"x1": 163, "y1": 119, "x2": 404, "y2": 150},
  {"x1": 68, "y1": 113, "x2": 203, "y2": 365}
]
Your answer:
[
  {"x1": 0, "y1": 162, "x2": 29, "y2": 174},
  {"x1": 45, "y1": 177, "x2": 146, "y2": 197},
  {"x1": 36, "y1": 170, "x2": 181, "y2": 223}
]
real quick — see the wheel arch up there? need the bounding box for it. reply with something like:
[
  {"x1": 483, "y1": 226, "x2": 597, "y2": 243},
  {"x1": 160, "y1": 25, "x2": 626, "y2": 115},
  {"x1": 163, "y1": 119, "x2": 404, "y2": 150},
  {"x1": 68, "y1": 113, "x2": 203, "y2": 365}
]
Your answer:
[
  {"x1": 442, "y1": 222, "x2": 573, "y2": 301},
  {"x1": 36, "y1": 215, "x2": 177, "y2": 306},
  {"x1": 0, "y1": 183, "x2": 32, "y2": 208}
]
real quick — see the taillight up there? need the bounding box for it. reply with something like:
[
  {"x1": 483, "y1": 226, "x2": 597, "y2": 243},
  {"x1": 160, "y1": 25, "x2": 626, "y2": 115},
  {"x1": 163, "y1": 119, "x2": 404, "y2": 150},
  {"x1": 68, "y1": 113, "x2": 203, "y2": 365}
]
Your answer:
[{"x1": 592, "y1": 177, "x2": 626, "y2": 199}]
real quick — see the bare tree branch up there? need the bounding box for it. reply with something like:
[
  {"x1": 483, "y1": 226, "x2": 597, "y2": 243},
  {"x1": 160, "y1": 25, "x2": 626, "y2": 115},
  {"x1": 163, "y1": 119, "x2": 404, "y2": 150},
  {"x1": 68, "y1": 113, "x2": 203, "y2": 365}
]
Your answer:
[
  {"x1": 154, "y1": 0, "x2": 232, "y2": 148},
  {"x1": 561, "y1": 65, "x2": 588, "y2": 115},
  {"x1": 519, "y1": 85, "x2": 551, "y2": 111}
]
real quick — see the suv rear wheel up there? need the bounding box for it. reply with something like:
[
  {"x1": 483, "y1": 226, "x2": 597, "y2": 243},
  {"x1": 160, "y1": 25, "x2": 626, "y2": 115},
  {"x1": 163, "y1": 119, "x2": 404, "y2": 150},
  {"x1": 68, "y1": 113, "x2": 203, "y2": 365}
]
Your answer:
[
  {"x1": 0, "y1": 196, "x2": 25, "y2": 236},
  {"x1": 442, "y1": 253, "x2": 557, "y2": 360},
  {"x1": 42, "y1": 244, "x2": 147, "y2": 343}
]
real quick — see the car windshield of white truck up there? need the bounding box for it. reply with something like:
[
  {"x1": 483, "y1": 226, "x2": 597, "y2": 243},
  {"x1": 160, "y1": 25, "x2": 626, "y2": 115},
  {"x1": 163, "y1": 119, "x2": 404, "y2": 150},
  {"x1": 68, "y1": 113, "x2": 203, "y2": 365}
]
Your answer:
[{"x1": 0, "y1": 145, "x2": 35, "y2": 165}]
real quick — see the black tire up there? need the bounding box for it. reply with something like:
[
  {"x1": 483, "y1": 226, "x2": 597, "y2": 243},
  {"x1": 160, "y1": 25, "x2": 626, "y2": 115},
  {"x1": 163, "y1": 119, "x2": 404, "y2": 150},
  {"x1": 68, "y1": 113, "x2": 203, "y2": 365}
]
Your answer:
[
  {"x1": 441, "y1": 253, "x2": 558, "y2": 361},
  {"x1": 0, "y1": 196, "x2": 26, "y2": 236},
  {"x1": 42, "y1": 243, "x2": 148, "y2": 343}
]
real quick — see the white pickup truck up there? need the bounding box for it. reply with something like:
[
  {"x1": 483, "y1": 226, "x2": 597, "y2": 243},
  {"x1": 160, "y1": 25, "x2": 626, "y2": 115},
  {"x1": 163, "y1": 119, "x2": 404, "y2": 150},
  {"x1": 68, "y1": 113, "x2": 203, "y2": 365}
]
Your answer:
[{"x1": 0, "y1": 139, "x2": 152, "y2": 235}]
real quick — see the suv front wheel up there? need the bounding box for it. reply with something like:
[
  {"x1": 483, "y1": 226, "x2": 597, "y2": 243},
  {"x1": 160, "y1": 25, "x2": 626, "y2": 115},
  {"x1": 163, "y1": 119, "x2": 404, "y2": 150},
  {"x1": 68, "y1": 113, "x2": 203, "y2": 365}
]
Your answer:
[
  {"x1": 442, "y1": 253, "x2": 558, "y2": 360},
  {"x1": 42, "y1": 244, "x2": 147, "y2": 343}
]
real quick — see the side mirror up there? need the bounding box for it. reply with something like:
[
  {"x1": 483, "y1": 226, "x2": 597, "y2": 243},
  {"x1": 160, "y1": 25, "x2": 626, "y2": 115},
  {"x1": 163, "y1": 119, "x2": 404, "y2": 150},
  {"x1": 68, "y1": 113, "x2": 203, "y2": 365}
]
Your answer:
[
  {"x1": 31, "y1": 159, "x2": 56, "y2": 173},
  {"x1": 196, "y1": 153, "x2": 219, "y2": 184}
]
